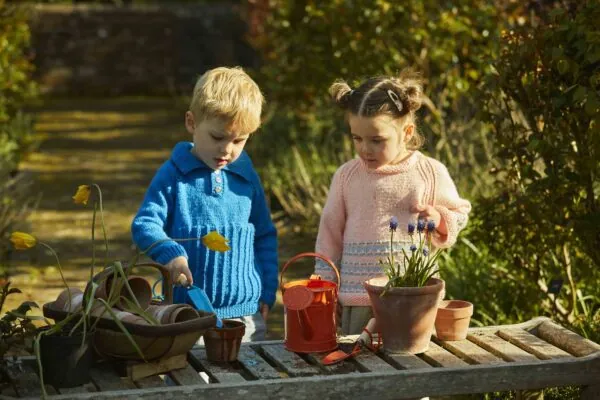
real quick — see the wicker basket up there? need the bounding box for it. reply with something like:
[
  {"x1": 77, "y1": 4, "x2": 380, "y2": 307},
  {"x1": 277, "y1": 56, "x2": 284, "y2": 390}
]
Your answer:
[{"x1": 43, "y1": 262, "x2": 216, "y2": 362}]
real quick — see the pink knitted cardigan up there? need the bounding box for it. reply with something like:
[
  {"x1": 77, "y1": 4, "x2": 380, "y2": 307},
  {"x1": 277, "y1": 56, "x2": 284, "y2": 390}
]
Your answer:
[{"x1": 315, "y1": 151, "x2": 472, "y2": 306}]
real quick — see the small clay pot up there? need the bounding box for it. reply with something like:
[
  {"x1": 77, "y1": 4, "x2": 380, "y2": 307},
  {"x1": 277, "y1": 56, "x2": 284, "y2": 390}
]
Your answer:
[
  {"x1": 204, "y1": 319, "x2": 245, "y2": 362},
  {"x1": 95, "y1": 275, "x2": 152, "y2": 311},
  {"x1": 54, "y1": 288, "x2": 84, "y2": 312},
  {"x1": 146, "y1": 304, "x2": 200, "y2": 324},
  {"x1": 435, "y1": 299, "x2": 474, "y2": 341}
]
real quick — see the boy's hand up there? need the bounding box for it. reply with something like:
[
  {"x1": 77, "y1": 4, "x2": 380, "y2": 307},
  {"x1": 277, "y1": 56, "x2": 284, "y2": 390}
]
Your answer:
[
  {"x1": 260, "y1": 302, "x2": 270, "y2": 322},
  {"x1": 165, "y1": 256, "x2": 193, "y2": 286},
  {"x1": 410, "y1": 204, "x2": 447, "y2": 235}
]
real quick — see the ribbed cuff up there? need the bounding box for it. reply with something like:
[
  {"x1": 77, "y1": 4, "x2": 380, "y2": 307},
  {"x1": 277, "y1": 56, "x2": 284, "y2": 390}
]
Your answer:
[{"x1": 155, "y1": 243, "x2": 188, "y2": 265}]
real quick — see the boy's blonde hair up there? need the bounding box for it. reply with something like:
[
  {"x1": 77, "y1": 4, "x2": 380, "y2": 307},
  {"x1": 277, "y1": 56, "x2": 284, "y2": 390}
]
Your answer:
[{"x1": 189, "y1": 67, "x2": 264, "y2": 134}]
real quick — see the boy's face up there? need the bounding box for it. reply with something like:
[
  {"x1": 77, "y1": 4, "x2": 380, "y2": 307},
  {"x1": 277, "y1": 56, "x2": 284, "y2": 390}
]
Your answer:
[
  {"x1": 185, "y1": 112, "x2": 251, "y2": 170},
  {"x1": 348, "y1": 114, "x2": 413, "y2": 170}
]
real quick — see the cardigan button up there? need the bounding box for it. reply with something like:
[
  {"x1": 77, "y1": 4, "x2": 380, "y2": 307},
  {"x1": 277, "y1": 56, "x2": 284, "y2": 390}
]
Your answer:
[
  {"x1": 215, "y1": 186, "x2": 222, "y2": 193},
  {"x1": 215, "y1": 176, "x2": 222, "y2": 183}
]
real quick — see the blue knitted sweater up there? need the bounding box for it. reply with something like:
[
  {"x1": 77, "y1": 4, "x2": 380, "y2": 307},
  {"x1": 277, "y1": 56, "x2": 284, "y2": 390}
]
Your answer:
[{"x1": 131, "y1": 142, "x2": 278, "y2": 319}]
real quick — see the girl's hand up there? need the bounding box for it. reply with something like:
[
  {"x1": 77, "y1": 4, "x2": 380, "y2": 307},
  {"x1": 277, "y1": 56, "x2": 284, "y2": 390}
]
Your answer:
[
  {"x1": 165, "y1": 256, "x2": 193, "y2": 286},
  {"x1": 410, "y1": 204, "x2": 447, "y2": 235},
  {"x1": 260, "y1": 302, "x2": 270, "y2": 322}
]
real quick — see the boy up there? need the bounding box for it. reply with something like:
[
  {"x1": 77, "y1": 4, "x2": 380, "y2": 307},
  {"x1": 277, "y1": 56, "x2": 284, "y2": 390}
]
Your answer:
[{"x1": 131, "y1": 67, "x2": 277, "y2": 341}]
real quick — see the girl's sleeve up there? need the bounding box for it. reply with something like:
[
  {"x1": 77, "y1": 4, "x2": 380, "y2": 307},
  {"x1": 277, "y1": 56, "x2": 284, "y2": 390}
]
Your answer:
[
  {"x1": 431, "y1": 163, "x2": 471, "y2": 248},
  {"x1": 315, "y1": 168, "x2": 346, "y2": 281},
  {"x1": 249, "y1": 174, "x2": 279, "y2": 309},
  {"x1": 131, "y1": 165, "x2": 187, "y2": 265}
]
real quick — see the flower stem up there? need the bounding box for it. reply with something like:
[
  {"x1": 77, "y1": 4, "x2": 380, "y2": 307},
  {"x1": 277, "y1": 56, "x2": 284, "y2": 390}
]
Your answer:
[
  {"x1": 92, "y1": 184, "x2": 109, "y2": 269},
  {"x1": 39, "y1": 242, "x2": 71, "y2": 315}
]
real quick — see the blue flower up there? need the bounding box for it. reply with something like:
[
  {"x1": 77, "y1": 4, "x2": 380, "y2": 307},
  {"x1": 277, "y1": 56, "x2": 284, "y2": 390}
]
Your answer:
[
  {"x1": 410, "y1": 244, "x2": 417, "y2": 252},
  {"x1": 407, "y1": 222, "x2": 415, "y2": 235},
  {"x1": 427, "y1": 220, "x2": 436, "y2": 232},
  {"x1": 389, "y1": 216, "x2": 398, "y2": 231},
  {"x1": 423, "y1": 247, "x2": 429, "y2": 257},
  {"x1": 417, "y1": 219, "x2": 426, "y2": 232}
]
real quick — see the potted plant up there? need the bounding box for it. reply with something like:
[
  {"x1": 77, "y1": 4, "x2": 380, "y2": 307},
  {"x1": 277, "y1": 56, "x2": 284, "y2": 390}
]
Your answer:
[
  {"x1": 363, "y1": 217, "x2": 445, "y2": 354},
  {"x1": 0, "y1": 280, "x2": 44, "y2": 391},
  {"x1": 9, "y1": 184, "x2": 220, "y2": 397}
]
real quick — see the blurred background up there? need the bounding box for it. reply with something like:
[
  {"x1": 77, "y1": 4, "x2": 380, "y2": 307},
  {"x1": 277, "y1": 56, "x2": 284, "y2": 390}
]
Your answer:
[{"x1": 0, "y1": 1, "x2": 598, "y2": 394}]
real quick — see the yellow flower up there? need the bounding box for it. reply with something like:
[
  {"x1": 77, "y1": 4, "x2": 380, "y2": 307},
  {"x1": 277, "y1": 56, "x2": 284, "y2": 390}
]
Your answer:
[
  {"x1": 72, "y1": 185, "x2": 91, "y2": 205},
  {"x1": 202, "y1": 231, "x2": 230, "y2": 252},
  {"x1": 9, "y1": 232, "x2": 37, "y2": 250}
]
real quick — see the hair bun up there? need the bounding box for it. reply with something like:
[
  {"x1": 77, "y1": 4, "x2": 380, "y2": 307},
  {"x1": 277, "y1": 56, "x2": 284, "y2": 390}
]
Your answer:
[
  {"x1": 395, "y1": 68, "x2": 423, "y2": 112},
  {"x1": 329, "y1": 80, "x2": 354, "y2": 109}
]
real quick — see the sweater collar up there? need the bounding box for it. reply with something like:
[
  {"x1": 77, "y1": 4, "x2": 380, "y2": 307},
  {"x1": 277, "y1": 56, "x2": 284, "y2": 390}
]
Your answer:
[
  {"x1": 361, "y1": 150, "x2": 422, "y2": 174},
  {"x1": 170, "y1": 142, "x2": 255, "y2": 182}
]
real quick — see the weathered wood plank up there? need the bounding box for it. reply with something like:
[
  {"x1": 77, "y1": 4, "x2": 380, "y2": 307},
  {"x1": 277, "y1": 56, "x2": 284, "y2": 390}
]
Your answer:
[
  {"x1": 90, "y1": 361, "x2": 137, "y2": 391},
  {"x1": 35, "y1": 353, "x2": 600, "y2": 400},
  {"x1": 304, "y1": 351, "x2": 359, "y2": 375},
  {"x1": 189, "y1": 349, "x2": 246, "y2": 383},
  {"x1": 468, "y1": 317, "x2": 551, "y2": 334},
  {"x1": 168, "y1": 364, "x2": 206, "y2": 386},
  {"x1": 468, "y1": 331, "x2": 541, "y2": 363},
  {"x1": 124, "y1": 354, "x2": 187, "y2": 381},
  {"x1": 353, "y1": 350, "x2": 396, "y2": 372},
  {"x1": 259, "y1": 344, "x2": 320, "y2": 377},
  {"x1": 497, "y1": 329, "x2": 573, "y2": 360},
  {"x1": 435, "y1": 338, "x2": 505, "y2": 365},
  {"x1": 57, "y1": 382, "x2": 97, "y2": 394},
  {"x1": 133, "y1": 374, "x2": 165, "y2": 389},
  {"x1": 420, "y1": 341, "x2": 469, "y2": 367},
  {"x1": 382, "y1": 352, "x2": 434, "y2": 370},
  {"x1": 238, "y1": 346, "x2": 282, "y2": 379},
  {"x1": 537, "y1": 320, "x2": 600, "y2": 357}
]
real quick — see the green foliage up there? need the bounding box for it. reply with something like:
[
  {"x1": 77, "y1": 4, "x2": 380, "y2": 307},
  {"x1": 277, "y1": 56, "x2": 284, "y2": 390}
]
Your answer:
[
  {"x1": 0, "y1": 281, "x2": 42, "y2": 359},
  {"x1": 477, "y1": 0, "x2": 600, "y2": 338}
]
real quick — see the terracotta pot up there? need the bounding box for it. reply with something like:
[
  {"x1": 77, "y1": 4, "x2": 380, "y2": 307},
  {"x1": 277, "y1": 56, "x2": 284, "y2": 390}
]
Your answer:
[
  {"x1": 204, "y1": 319, "x2": 245, "y2": 362},
  {"x1": 146, "y1": 304, "x2": 200, "y2": 324},
  {"x1": 435, "y1": 300, "x2": 473, "y2": 341},
  {"x1": 95, "y1": 275, "x2": 152, "y2": 311},
  {"x1": 363, "y1": 276, "x2": 444, "y2": 354},
  {"x1": 54, "y1": 288, "x2": 85, "y2": 312}
]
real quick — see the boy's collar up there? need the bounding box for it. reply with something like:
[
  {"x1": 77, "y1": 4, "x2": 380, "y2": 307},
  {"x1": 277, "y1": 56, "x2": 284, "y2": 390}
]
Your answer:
[{"x1": 171, "y1": 142, "x2": 255, "y2": 182}]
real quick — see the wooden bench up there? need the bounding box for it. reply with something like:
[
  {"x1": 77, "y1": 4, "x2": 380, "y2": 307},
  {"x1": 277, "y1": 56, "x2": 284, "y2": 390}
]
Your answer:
[{"x1": 1, "y1": 317, "x2": 599, "y2": 399}]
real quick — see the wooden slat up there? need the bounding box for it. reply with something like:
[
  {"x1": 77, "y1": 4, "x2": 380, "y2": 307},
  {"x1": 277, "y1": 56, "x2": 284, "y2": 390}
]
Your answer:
[
  {"x1": 238, "y1": 346, "x2": 282, "y2": 379},
  {"x1": 125, "y1": 354, "x2": 187, "y2": 381},
  {"x1": 436, "y1": 338, "x2": 505, "y2": 365},
  {"x1": 305, "y1": 351, "x2": 359, "y2": 375},
  {"x1": 383, "y1": 352, "x2": 434, "y2": 370},
  {"x1": 168, "y1": 364, "x2": 206, "y2": 386},
  {"x1": 90, "y1": 362, "x2": 137, "y2": 391},
  {"x1": 188, "y1": 349, "x2": 246, "y2": 383},
  {"x1": 57, "y1": 382, "x2": 98, "y2": 394},
  {"x1": 260, "y1": 344, "x2": 320, "y2": 377},
  {"x1": 468, "y1": 331, "x2": 541, "y2": 363},
  {"x1": 420, "y1": 341, "x2": 469, "y2": 367},
  {"x1": 498, "y1": 329, "x2": 573, "y2": 360},
  {"x1": 537, "y1": 321, "x2": 600, "y2": 357},
  {"x1": 353, "y1": 350, "x2": 396, "y2": 372},
  {"x1": 134, "y1": 374, "x2": 166, "y2": 389}
]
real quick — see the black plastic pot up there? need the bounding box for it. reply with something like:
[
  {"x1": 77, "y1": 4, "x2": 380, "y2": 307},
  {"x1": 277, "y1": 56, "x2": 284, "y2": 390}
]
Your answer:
[{"x1": 39, "y1": 331, "x2": 94, "y2": 388}]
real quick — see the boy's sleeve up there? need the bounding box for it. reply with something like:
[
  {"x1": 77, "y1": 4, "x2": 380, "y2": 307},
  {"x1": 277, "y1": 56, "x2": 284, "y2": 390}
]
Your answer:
[
  {"x1": 314, "y1": 168, "x2": 346, "y2": 282},
  {"x1": 430, "y1": 163, "x2": 472, "y2": 249},
  {"x1": 131, "y1": 164, "x2": 188, "y2": 265},
  {"x1": 249, "y1": 173, "x2": 279, "y2": 309}
]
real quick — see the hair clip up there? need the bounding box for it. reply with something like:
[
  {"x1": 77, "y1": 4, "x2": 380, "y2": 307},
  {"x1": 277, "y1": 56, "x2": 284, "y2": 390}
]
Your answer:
[{"x1": 387, "y1": 89, "x2": 403, "y2": 113}]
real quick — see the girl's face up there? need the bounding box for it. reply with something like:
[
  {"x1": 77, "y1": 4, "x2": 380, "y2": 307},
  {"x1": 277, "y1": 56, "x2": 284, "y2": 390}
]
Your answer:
[
  {"x1": 185, "y1": 112, "x2": 250, "y2": 170},
  {"x1": 348, "y1": 114, "x2": 413, "y2": 169}
]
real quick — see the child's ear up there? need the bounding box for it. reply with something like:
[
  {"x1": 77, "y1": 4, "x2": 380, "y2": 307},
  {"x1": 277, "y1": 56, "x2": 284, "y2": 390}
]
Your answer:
[{"x1": 185, "y1": 111, "x2": 196, "y2": 134}]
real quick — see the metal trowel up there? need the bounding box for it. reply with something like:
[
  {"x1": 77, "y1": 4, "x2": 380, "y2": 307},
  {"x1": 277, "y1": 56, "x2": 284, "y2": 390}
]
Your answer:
[{"x1": 178, "y1": 274, "x2": 223, "y2": 328}]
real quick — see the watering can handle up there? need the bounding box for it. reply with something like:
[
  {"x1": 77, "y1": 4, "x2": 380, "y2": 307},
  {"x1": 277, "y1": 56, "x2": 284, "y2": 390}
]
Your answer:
[{"x1": 280, "y1": 252, "x2": 341, "y2": 295}]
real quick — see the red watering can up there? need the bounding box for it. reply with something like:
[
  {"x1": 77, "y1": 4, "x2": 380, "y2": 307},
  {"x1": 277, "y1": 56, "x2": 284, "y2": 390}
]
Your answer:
[{"x1": 280, "y1": 252, "x2": 340, "y2": 353}]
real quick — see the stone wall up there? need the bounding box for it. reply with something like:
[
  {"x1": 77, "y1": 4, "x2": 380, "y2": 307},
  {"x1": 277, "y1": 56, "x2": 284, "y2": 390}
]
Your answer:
[{"x1": 29, "y1": 3, "x2": 259, "y2": 96}]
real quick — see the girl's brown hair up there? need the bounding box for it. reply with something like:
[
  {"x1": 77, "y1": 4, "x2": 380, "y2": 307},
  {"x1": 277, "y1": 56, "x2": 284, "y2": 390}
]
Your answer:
[{"x1": 329, "y1": 68, "x2": 424, "y2": 149}]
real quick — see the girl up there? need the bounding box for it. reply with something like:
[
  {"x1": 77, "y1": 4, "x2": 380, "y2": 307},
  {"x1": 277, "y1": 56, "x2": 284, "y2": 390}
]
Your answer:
[{"x1": 315, "y1": 69, "x2": 471, "y2": 335}]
